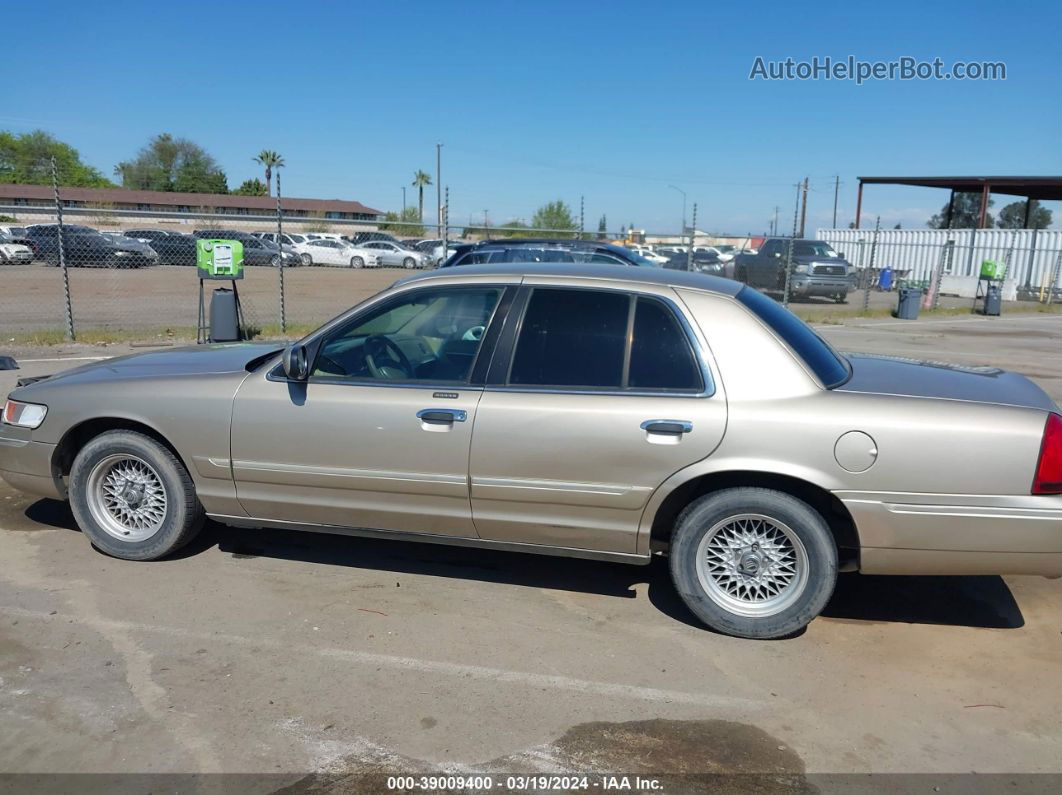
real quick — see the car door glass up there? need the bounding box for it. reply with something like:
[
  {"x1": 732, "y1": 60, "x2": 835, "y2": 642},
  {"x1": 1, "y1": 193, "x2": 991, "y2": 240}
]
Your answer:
[
  {"x1": 628, "y1": 298, "x2": 703, "y2": 391},
  {"x1": 313, "y1": 288, "x2": 502, "y2": 383},
  {"x1": 509, "y1": 289, "x2": 629, "y2": 388}
]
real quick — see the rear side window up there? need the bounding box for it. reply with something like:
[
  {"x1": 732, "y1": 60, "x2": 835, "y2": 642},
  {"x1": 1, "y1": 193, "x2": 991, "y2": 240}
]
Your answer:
[
  {"x1": 736, "y1": 286, "x2": 850, "y2": 387},
  {"x1": 508, "y1": 289, "x2": 705, "y2": 392},
  {"x1": 510, "y1": 289, "x2": 629, "y2": 388},
  {"x1": 628, "y1": 298, "x2": 702, "y2": 390}
]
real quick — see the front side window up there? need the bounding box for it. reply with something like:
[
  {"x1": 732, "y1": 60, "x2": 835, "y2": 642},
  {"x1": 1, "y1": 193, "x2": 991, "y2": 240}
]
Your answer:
[{"x1": 313, "y1": 287, "x2": 502, "y2": 383}]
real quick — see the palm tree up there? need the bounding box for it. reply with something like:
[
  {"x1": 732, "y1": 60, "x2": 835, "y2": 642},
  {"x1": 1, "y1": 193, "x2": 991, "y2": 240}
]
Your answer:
[
  {"x1": 254, "y1": 150, "x2": 285, "y2": 196},
  {"x1": 412, "y1": 170, "x2": 432, "y2": 221}
]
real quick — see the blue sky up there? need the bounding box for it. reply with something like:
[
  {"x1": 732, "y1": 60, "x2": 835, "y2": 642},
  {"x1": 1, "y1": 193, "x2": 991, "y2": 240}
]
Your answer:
[{"x1": 5, "y1": 0, "x2": 1060, "y2": 233}]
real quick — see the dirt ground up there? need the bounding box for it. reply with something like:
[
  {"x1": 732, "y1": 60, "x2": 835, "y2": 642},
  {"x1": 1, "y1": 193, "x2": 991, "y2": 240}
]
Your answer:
[
  {"x1": 1, "y1": 314, "x2": 1061, "y2": 789},
  {"x1": 0, "y1": 263, "x2": 1046, "y2": 341}
]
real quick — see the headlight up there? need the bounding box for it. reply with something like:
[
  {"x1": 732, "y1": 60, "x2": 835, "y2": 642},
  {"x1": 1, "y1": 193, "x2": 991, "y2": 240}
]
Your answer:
[
  {"x1": 114, "y1": 250, "x2": 130, "y2": 256},
  {"x1": 793, "y1": 263, "x2": 809, "y2": 274},
  {"x1": 3, "y1": 399, "x2": 48, "y2": 429}
]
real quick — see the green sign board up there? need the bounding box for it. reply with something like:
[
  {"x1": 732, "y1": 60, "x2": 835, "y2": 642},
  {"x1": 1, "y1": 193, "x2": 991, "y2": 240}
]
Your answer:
[
  {"x1": 980, "y1": 259, "x2": 1006, "y2": 281},
  {"x1": 196, "y1": 239, "x2": 244, "y2": 280}
]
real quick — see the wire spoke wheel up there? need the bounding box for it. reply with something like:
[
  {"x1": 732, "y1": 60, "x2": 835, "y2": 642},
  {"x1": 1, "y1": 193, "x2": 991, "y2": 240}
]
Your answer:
[
  {"x1": 85, "y1": 454, "x2": 168, "y2": 542},
  {"x1": 695, "y1": 513, "x2": 809, "y2": 618}
]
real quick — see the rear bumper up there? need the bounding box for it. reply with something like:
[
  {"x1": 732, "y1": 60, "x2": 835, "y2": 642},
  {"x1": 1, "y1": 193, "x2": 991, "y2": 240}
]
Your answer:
[
  {"x1": 0, "y1": 432, "x2": 64, "y2": 499},
  {"x1": 840, "y1": 491, "x2": 1062, "y2": 576}
]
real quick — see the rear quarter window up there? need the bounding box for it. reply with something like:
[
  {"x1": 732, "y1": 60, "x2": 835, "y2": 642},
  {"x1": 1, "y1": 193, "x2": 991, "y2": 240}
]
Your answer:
[{"x1": 736, "y1": 287, "x2": 850, "y2": 388}]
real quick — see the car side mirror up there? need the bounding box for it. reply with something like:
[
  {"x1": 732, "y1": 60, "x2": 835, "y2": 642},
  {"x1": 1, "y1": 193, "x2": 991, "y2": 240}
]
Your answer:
[{"x1": 282, "y1": 343, "x2": 309, "y2": 381}]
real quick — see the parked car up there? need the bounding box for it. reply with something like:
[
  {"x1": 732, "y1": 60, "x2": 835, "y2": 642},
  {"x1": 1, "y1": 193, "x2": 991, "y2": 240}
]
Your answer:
[
  {"x1": 0, "y1": 233, "x2": 33, "y2": 264},
  {"x1": 298, "y1": 238, "x2": 380, "y2": 268},
  {"x1": 99, "y1": 232, "x2": 161, "y2": 264},
  {"x1": 358, "y1": 240, "x2": 432, "y2": 269},
  {"x1": 124, "y1": 229, "x2": 173, "y2": 244},
  {"x1": 22, "y1": 225, "x2": 156, "y2": 268},
  {"x1": 710, "y1": 244, "x2": 738, "y2": 263},
  {"x1": 145, "y1": 233, "x2": 199, "y2": 266},
  {"x1": 664, "y1": 251, "x2": 725, "y2": 276},
  {"x1": 734, "y1": 237, "x2": 855, "y2": 302},
  {"x1": 5, "y1": 262, "x2": 1062, "y2": 640},
  {"x1": 0, "y1": 225, "x2": 29, "y2": 241},
  {"x1": 440, "y1": 239, "x2": 659, "y2": 268},
  {"x1": 345, "y1": 232, "x2": 399, "y2": 246},
  {"x1": 191, "y1": 230, "x2": 299, "y2": 266}
]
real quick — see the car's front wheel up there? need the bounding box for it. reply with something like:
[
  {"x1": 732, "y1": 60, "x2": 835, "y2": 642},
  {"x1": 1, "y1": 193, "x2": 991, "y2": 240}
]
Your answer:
[
  {"x1": 350, "y1": 256, "x2": 364, "y2": 268},
  {"x1": 69, "y1": 430, "x2": 204, "y2": 561},
  {"x1": 403, "y1": 257, "x2": 416, "y2": 269},
  {"x1": 669, "y1": 487, "x2": 837, "y2": 639},
  {"x1": 300, "y1": 253, "x2": 312, "y2": 266}
]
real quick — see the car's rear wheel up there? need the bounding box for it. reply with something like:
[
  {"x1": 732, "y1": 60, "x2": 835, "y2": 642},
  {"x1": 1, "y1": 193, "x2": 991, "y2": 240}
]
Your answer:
[
  {"x1": 69, "y1": 430, "x2": 204, "y2": 561},
  {"x1": 669, "y1": 487, "x2": 837, "y2": 639},
  {"x1": 351, "y1": 256, "x2": 364, "y2": 268},
  {"x1": 403, "y1": 257, "x2": 416, "y2": 269},
  {"x1": 300, "y1": 253, "x2": 312, "y2": 266}
]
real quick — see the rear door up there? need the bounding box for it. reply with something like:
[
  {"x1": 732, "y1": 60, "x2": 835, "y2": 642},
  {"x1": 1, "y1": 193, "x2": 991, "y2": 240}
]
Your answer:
[{"x1": 468, "y1": 282, "x2": 727, "y2": 554}]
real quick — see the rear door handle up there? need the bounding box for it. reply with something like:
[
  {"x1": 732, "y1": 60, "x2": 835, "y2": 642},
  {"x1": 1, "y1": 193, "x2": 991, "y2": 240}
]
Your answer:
[
  {"x1": 641, "y1": 419, "x2": 693, "y2": 435},
  {"x1": 417, "y1": 409, "x2": 467, "y2": 425}
]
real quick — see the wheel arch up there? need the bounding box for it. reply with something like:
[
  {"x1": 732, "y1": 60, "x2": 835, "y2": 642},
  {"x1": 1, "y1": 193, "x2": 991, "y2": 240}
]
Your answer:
[
  {"x1": 647, "y1": 469, "x2": 860, "y2": 570},
  {"x1": 53, "y1": 416, "x2": 191, "y2": 482}
]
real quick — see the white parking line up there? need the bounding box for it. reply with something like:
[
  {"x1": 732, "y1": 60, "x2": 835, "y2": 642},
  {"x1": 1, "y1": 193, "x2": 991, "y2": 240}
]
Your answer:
[{"x1": 0, "y1": 605, "x2": 764, "y2": 711}]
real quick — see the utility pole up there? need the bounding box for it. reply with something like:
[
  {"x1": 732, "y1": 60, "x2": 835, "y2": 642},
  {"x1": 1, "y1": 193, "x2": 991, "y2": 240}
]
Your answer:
[
  {"x1": 579, "y1": 195, "x2": 585, "y2": 239},
  {"x1": 798, "y1": 176, "x2": 809, "y2": 238},
  {"x1": 832, "y1": 175, "x2": 840, "y2": 228},
  {"x1": 772, "y1": 206, "x2": 779, "y2": 236},
  {"x1": 435, "y1": 143, "x2": 443, "y2": 236},
  {"x1": 402, "y1": 187, "x2": 406, "y2": 214}
]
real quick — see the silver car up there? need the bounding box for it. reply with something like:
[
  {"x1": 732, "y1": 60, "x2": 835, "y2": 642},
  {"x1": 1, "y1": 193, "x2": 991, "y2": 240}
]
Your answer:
[
  {"x1": 2, "y1": 263, "x2": 1061, "y2": 639},
  {"x1": 359, "y1": 240, "x2": 431, "y2": 269}
]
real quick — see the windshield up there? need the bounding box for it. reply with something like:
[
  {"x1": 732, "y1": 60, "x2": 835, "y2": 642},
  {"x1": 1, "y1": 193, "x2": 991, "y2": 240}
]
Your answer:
[
  {"x1": 793, "y1": 241, "x2": 839, "y2": 258},
  {"x1": 736, "y1": 286, "x2": 850, "y2": 388}
]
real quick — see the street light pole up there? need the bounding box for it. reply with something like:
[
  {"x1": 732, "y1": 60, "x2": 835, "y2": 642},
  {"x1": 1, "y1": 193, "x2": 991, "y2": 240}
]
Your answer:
[{"x1": 668, "y1": 185, "x2": 687, "y2": 235}]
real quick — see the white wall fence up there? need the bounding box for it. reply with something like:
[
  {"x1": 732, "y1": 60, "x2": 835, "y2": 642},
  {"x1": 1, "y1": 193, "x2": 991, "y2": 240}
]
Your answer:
[{"x1": 816, "y1": 228, "x2": 1062, "y2": 300}]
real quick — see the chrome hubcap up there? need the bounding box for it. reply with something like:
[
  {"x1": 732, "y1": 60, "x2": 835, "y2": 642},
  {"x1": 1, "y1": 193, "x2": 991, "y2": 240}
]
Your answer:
[
  {"x1": 86, "y1": 455, "x2": 167, "y2": 542},
  {"x1": 695, "y1": 513, "x2": 809, "y2": 618}
]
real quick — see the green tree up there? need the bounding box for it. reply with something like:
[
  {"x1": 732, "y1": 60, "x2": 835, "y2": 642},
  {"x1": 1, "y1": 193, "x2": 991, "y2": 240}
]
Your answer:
[
  {"x1": 927, "y1": 193, "x2": 994, "y2": 229},
  {"x1": 0, "y1": 129, "x2": 112, "y2": 187},
  {"x1": 115, "y1": 133, "x2": 228, "y2": 193},
  {"x1": 379, "y1": 206, "x2": 425, "y2": 237},
  {"x1": 411, "y1": 170, "x2": 432, "y2": 222},
  {"x1": 234, "y1": 178, "x2": 268, "y2": 196},
  {"x1": 253, "y1": 150, "x2": 284, "y2": 195},
  {"x1": 997, "y1": 200, "x2": 1052, "y2": 230},
  {"x1": 531, "y1": 200, "x2": 578, "y2": 238}
]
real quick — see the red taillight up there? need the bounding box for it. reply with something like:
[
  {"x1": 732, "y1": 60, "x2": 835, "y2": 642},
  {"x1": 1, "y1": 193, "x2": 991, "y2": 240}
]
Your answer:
[{"x1": 1032, "y1": 413, "x2": 1062, "y2": 494}]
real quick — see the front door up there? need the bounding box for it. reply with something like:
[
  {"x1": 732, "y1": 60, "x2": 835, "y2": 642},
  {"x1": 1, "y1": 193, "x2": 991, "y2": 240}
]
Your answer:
[
  {"x1": 469, "y1": 285, "x2": 727, "y2": 554},
  {"x1": 230, "y1": 284, "x2": 507, "y2": 536}
]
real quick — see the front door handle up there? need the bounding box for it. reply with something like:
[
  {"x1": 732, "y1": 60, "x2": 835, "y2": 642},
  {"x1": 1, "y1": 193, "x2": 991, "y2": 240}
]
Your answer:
[
  {"x1": 641, "y1": 419, "x2": 693, "y2": 435},
  {"x1": 417, "y1": 408, "x2": 467, "y2": 425}
]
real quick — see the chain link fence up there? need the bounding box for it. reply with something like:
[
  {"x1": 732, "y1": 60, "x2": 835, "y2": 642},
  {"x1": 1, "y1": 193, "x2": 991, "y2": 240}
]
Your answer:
[{"x1": 3, "y1": 166, "x2": 1061, "y2": 344}]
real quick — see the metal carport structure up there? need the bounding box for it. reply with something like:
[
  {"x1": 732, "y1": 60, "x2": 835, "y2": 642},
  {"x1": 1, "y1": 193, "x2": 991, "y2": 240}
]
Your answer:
[{"x1": 854, "y1": 176, "x2": 1062, "y2": 229}]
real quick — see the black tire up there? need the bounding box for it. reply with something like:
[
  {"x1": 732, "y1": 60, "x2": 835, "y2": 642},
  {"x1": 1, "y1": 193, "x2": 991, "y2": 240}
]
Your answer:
[
  {"x1": 270, "y1": 254, "x2": 281, "y2": 266},
  {"x1": 350, "y1": 256, "x2": 364, "y2": 268},
  {"x1": 69, "y1": 430, "x2": 204, "y2": 561},
  {"x1": 300, "y1": 253, "x2": 313, "y2": 266},
  {"x1": 835, "y1": 292, "x2": 848, "y2": 304},
  {"x1": 403, "y1": 257, "x2": 416, "y2": 269},
  {"x1": 669, "y1": 487, "x2": 837, "y2": 639}
]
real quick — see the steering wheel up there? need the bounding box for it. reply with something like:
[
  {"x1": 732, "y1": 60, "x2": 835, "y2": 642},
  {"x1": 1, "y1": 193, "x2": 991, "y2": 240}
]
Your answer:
[{"x1": 363, "y1": 334, "x2": 414, "y2": 379}]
